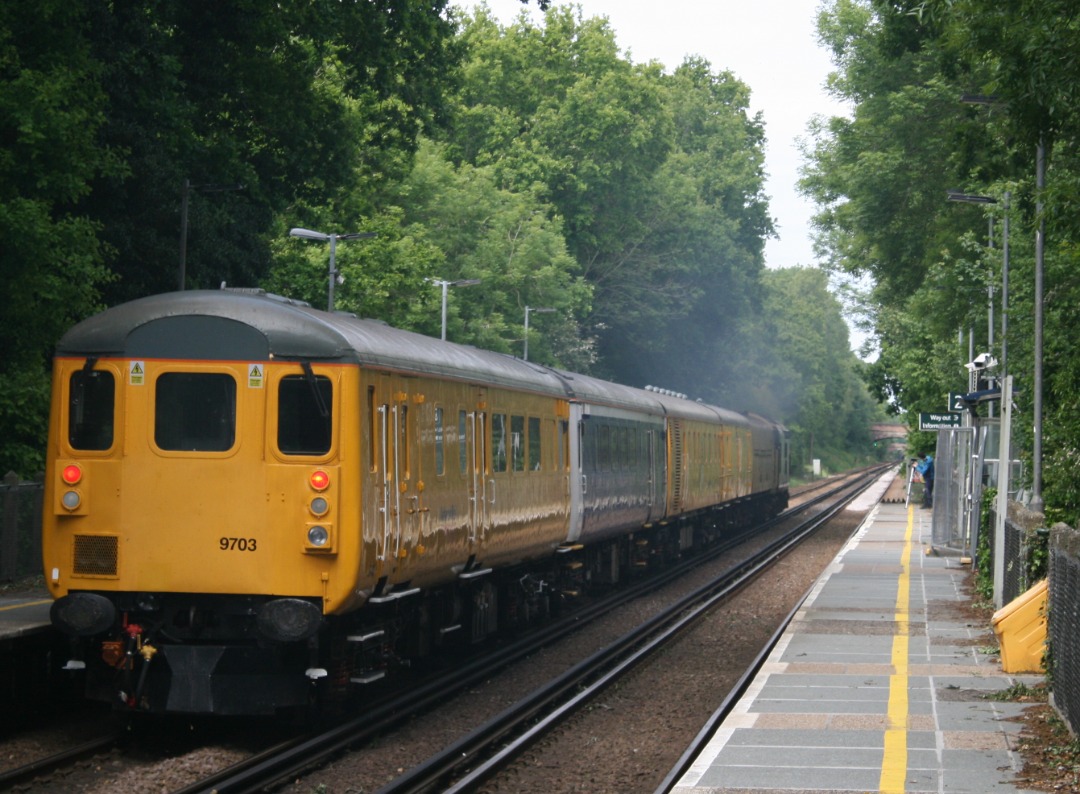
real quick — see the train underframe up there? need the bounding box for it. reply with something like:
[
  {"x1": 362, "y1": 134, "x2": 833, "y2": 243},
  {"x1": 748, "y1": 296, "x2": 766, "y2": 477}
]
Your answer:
[{"x1": 59, "y1": 489, "x2": 787, "y2": 716}]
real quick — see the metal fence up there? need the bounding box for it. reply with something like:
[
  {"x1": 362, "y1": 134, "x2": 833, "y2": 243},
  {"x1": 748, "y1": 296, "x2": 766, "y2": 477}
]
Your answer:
[
  {"x1": 1, "y1": 471, "x2": 44, "y2": 583},
  {"x1": 986, "y1": 502, "x2": 1045, "y2": 605},
  {"x1": 1050, "y1": 525, "x2": 1080, "y2": 737}
]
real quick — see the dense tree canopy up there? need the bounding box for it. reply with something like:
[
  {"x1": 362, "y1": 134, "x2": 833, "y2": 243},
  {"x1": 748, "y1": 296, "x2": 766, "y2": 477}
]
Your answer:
[
  {"x1": 803, "y1": 0, "x2": 1080, "y2": 519},
  {"x1": 445, "y1": 8, "x2": 775, "y2": 402},
  {"x1": 1, "y1": 0, "x2": 881, "y2": 479}
]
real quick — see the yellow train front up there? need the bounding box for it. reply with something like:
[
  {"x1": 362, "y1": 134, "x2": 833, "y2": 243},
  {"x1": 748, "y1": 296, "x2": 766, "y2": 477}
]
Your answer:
[{"x1": 43, "y1": 290, "x2": 573, "y2": 715}]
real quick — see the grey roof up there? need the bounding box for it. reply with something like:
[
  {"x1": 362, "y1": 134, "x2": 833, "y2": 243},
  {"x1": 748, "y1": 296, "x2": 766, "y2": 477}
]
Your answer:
[{"x1": 57, "y1": 289, "x2": 776, "y2": 429}]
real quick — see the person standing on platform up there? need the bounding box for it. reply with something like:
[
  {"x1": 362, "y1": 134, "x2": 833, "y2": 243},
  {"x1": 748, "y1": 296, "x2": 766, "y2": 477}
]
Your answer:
[{"x1": 916, "y1": 453, "x2": 934, "y2": 508}]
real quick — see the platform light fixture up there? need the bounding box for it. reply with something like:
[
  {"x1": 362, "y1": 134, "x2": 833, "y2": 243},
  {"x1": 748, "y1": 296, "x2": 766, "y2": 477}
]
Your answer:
[
  {"x1": 946, "y1": 190, "x2": 1009, "y2": 381},
  {"x1": 523, "y1": 306, "x2": 555, "y2": 361},
  {"x1": 427, "y1": 278, "x2": 482, "y2": 340},
  {"x1": 960, "y1": 92, "x2": 1042, "y2": 511},
  {"x1": 289, "y1": 227, "x2": 375, "y2": 312}
]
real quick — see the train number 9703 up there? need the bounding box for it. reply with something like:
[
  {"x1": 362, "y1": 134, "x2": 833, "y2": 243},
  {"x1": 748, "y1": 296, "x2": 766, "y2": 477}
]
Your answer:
[{"x1": 219, "y1": 537, "x2": 258, "y2": 551}]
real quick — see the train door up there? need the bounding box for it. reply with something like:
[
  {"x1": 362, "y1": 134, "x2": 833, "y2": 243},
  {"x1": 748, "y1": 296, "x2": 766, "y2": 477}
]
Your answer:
[
  {"x1": 565, "y1": 402, "x2": 585, "y2": 543},
  {"x1": 644, "y1": 428, "x2": 659, "y2": 524},
  {"x1": 372, "y1": 375, "x2": 421, "y2": 574},
  {"x1": 464, "y1": 393, "x2": 490, "y2": 557}
]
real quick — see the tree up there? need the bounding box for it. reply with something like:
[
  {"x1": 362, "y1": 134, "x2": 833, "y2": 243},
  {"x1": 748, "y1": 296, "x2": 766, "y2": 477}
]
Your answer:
[
  {"x1": 0, "y1": 0, "x2": 460, "y2": 472},
  {"x1": 79, "y1": 0, "x2": 459, "y2": 304},
  {"x1": 0, "y1": 0, "x2": 122, "y2": 472},
  {"x1": 804, "y1": 0, "x2": 1080, "y2": 520},
  {"x1": 447, "y1": 8, "x2": 772, "y2": 395},
  {"x1": 267, "y1": 139, "x2": 594, "y2": 367},
  {"x1": 758, "y1": 268, "x2": 881, "y2": 472}
]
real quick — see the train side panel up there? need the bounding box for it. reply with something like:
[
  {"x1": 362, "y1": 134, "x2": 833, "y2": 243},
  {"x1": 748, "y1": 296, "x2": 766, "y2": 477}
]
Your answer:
[
  {"x1": 354, "y1": 373, "x2": 571, "y2": 592},
  {"x1": 570, "y1": 403, "x2": 666, "y2": 545}
]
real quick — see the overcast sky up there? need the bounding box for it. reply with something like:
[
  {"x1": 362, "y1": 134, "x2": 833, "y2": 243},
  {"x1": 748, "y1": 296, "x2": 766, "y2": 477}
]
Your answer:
[{"x1": 463, "y1": 0, "x2": 849, "y2": 272}]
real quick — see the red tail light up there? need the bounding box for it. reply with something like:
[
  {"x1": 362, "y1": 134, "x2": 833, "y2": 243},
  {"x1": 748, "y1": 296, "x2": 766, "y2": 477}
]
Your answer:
[
  {"x1": 62, "y1": 464, "x2": 83, "y2": 485},
  {"x1": 310, "y1": 470, "x2": 330, "y2": 491}
]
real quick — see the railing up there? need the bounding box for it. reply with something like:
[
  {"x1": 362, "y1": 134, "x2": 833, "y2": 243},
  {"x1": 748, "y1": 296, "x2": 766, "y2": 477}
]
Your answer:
[{"x1": 1, "y1": 472, "x2": 44, "y2": 583}]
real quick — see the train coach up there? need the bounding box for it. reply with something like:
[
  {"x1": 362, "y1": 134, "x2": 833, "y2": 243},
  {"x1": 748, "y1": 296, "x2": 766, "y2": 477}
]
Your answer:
[{"x1": 43, "y1": 289, "x2": 789, "y2": 715}]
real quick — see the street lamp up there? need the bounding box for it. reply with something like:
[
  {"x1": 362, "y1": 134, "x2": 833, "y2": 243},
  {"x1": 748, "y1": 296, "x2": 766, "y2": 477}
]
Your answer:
[
  {"x1": 946, "y1": 190, "x2": 1009, "y2": 381},
  {"x1": 523, "y1": 306, "x2": 555, "y2": 362},
  {"x1": 960, "y1": 93, "x2": 1042, "y2": 511},
  {"x1": 289, "y1": 227, "x2": 375, "y2": 312},
  {"x1": 1032, "y1": 139, "x2": 1045, "y2": 512},
  {"x1": 427, "y1": 278, "x2": 482, "y2": 340},
  {"x1": 948, "y1": 189, "x2": 1017, "y2": 607}
]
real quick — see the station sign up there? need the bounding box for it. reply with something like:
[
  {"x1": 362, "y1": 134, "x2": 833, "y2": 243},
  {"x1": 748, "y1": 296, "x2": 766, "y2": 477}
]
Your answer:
[
  {"x1": 919, "y1": 412, "x2": 962, "y2": 430},
  {"x1": 949, "y1": 392, "x2": 966, "y2": 412}
]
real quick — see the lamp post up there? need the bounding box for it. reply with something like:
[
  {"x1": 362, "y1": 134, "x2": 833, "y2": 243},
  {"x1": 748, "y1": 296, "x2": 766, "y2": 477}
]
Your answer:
[
  {"x1": 950, "y1": 189, "x2": 1020, "y2": 606},
  {"x1": 179, "y1": 179, "x2": 244, "y2": 290},
  {"x1": 946, "y1": 190, "x2": 1009, "y2": 380},
  {"x1": 427, "y1": 278, "x2": 482, "y2": 340},
  {"x1": 289, "y1": 227, "x2": 375, "y2": 312},
  {"x1": 523, "y1": 306, "x2": 555, "y2": 361},
  {"x1": 1031, "y1": 139, "x2": 1045, "y2": 512},
  {"x1": 960, "y1": 94, "x2": 1043, "y2": 512}
]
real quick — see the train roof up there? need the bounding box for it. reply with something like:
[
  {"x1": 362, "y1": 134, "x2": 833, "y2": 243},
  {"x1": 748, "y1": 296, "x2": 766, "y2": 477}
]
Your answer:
[
  {"x1": 56, "y1": 290, "x2": 776, "y2": 429},
  {"x1": 57, "y1": 290, "x2": 572, "y2": 396}
]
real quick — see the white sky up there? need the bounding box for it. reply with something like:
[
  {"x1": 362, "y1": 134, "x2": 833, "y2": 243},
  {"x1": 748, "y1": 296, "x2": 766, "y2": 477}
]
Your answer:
[{"x1": 463, "y1": 0, "x2": 850, "y2": 271}]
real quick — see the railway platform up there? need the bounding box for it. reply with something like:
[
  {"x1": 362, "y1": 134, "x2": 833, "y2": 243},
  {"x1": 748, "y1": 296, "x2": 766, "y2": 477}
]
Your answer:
[
  {"x1": 671, "y1": 476, "x2": 1043, "y2": 794},
  {"x1": 0, "y1": 587, "x2": 53, "y2": 641}
]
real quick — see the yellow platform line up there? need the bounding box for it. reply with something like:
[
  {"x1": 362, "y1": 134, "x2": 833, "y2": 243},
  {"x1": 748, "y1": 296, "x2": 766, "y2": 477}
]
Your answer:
[
  {"x1": 0, "y1": 598, "x2": 51, "y2": 612},
  {"x1": 880, "y1": 503, "x2": 914, "y2": 792}
]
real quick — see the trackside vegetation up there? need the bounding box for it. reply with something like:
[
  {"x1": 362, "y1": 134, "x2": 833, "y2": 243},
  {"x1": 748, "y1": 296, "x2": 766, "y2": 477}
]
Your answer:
[
  {"x1": 801, "y1": 0, "x2": 1080, "y2": 524},
  {"x1": 1, "y1": 1, "x2": 886, "y2": 481}
]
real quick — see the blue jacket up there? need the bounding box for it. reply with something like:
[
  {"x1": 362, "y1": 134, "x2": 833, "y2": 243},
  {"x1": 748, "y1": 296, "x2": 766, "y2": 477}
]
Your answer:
[{"x1": 916, "y1": 455, "x2": 934, "y2": 480}]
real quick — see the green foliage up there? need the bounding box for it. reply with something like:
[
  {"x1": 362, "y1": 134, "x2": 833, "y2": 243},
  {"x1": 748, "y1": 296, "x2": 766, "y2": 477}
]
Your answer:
[
  {"x1": 77, "y1": 0, "x2": 459, "y2": 304},
  {"x1": 804, "y1": 0, "x2": 1080, "y2": 521},
  {"x1": 267, "y1": 139, "x2": 593, "y2": 367},
  {"x1": 975, "y1": 487, "x2": 996, "y2": 601},
  {"x1": 0, "y1": 0, "x2": 122, "y2": 473},
  {"x1": 755, "y1": 268, "x2": 884, "y2": 472},
  {"x1": 446, "y1": 8, "x2": 775, "y2": 402},
  {"x1": 1, "y1": 0, "x2": 887, "y2": 474}
]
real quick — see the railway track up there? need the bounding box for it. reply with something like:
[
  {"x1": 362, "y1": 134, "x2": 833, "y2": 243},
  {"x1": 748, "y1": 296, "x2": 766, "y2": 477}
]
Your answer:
[
  {"x1": 173, "y1": 465, "x2": 887, "y2": 794},
  {"x1": 0, "y1": 466, "x2": 888, "y2": 793},
  {"x1": 376, "y1": 466, "x2": 884, "y2": 793},
  {"x1": 0, "y1": 734, "x2": 120, "y2": 790}
]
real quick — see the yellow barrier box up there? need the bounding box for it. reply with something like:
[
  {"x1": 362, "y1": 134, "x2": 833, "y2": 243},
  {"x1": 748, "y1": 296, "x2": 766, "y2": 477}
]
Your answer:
[{"x1": 991, "y1": 579, "x2": 1048, "y2": 674}]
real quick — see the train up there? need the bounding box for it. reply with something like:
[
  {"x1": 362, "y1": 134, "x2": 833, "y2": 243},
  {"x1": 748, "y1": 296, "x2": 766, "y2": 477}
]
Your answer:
[{"x1": 42, "y1": 288, "x2": 789, "y2": 715}]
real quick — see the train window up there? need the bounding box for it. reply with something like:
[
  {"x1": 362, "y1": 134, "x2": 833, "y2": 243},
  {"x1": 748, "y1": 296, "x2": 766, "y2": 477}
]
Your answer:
[
  {"x1": 277, "y1": 374, "x2": 332, "y2": 455},
  {"x1": 69, "y1": 370, "x2": 115, "y2": 450},
  {"x1": 491, "y1": 413, "x2": 507, "y2": 473},
  {"x1": 511, "y1": 415, "x2": 525, "y2": 472},
  {"x1": 434, "y1": 407, "x2": 445, "y2": 476},
  {"x1": 156, "y1": 373, "x2": 236, "y2": 452},
  {"x1": 459, "y1": 410, "x2": 468, "y2": 474},
  {"x1": 529, "y1": 417, "x2": 542, "y2": 471}
]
